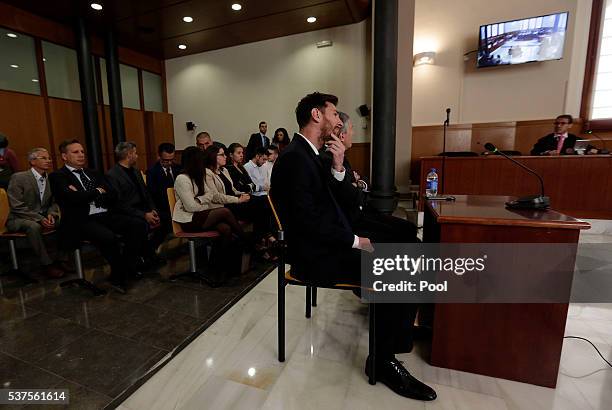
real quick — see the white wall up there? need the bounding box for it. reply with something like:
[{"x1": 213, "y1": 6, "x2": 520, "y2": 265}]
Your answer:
[
  {"x1": 412, "y1": 0, "x2": 592, "y2": 125},
  {"x1": 166, "y1": 21, "x2": 371, "y2": 150}
]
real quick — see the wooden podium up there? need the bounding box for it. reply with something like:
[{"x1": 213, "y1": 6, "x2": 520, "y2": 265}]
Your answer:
[{"x1": 424, "y1": 195, "x2": 590, "y2": 388}]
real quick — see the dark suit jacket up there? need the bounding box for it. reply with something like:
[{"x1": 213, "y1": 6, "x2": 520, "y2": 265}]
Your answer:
[
  {"x1": 106, "y1": 164, "x2": 155, "y2": 220},
  {"x1": 145, "y1": 162, "x2": 181, "y2": 217},
  {"x1": 49, "y1": 166, "x2": 116, "y2": 246},
  {"x1": 7, "y1": 170, "x2": 59, "y2": 224},
  {"x1": 531, "y1": 133, "x2": 578, "y2": 155},
  {"x1": 270, "y1": 134, "x2": 355, "y2": 283},
  {"x1": 245, "y1": 133, "x2": 270, "y2": 160},
  {"x1": 319, "y1": 151, "x2": 365, "y2": 225},
  {"x1": 226, "y1": 164, "x2": 255, "y2": 193}
]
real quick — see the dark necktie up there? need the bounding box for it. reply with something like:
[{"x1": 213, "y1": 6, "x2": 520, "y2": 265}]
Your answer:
[{"x1": 73, "y1": 169, "x2": 96, "y2": 191}]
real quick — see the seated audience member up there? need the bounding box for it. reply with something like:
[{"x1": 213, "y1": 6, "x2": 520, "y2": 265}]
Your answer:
[
  {"x1": 272, "y1": 127, "x2": 291, "y2": 152},
  {"x1": 531, "y1": 115, "x2": 578, "y2": 156},
  {"x1": 270, "y1": 92, "x2": 435, "y2": 401},
  {"x1": 50, "y1": 139, "x2": 148, "y2": 293},
  {"x1": 6, "y1": 148, "x2": 64, "y2": 278},
  {"x1": 173, "y1": 147, "x2": 246, "y2": 279},
  {"x1": 146, "y1": 143, "x2": 182, "y2": 242},
  {"x1": 195, "y1": 132, "x2": 213, "y2": 151},
  {"x1": 243, "y1": 147, "x2": 269, "y2": 196},
  {"x1": 263, "y1": 145, "x2": 279, "y2": 187},
  {"x1": 246, "y1": 121, "x2": 270, "y2": 160},
  {"x1": 321, "y1": 111, "x2": 418, "y2": 244},
  {"x1": 226, "y1": 143, "x2": 256, "y2": 193},
  {"x1": 106, "y1": 142, "x2": 165, "y2": 266},
  {"x1": 0, "y1": 133, "x2": 20, "y2": 188}
]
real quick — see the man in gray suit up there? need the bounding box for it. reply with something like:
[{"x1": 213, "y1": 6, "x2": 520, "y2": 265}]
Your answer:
[{"x1": 6, "y1": 148, "x2": 64, "y2": 278}]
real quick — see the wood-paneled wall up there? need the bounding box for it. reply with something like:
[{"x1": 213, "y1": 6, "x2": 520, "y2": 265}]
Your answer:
[{"x1": 411, "y1": 118, "x2": 612, "y2": 183}]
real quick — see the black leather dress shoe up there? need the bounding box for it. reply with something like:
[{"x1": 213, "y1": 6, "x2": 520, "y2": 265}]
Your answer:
[{"x1": 365, "y1": 356, "x2": 436, "y2": 401}]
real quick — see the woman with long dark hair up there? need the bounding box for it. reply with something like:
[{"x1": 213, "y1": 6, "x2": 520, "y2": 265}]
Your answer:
[
  {"x1": 172, "y1": 147, "x2": 247, "y2": 279},
  {"x1": 226, "y1": 143, "x2": 256, "y2": 193},
  {"x1": 272, "y1": 128, "x2": 290, "y2": 152}
]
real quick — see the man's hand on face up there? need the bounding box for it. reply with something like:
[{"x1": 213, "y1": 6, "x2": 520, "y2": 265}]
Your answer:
[{"x1": 326, "y1": 133, "x2": 346, "y2": 172}]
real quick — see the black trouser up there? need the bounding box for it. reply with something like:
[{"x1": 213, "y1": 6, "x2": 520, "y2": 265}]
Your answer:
[
  {"x1": 353, "y1": 211, "x2": 419, "y2": 243},
  {"x1": 65, "y1": 212, "x2": 148, "y2": 282},
  {"x1": 226, "y1": 196, "x2": 273, "y2": 240}
]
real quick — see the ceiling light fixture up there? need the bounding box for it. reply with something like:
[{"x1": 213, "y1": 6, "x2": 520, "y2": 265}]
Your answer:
[
  {"x1": 90, "y1": 3, "x2": 103, "y2": 11},
  {"x1": 32, "y1": 79, "x2": 39, "y2": 82},
  {"x1": 307, "y1": 16, "x2": 317, "y2": 23},
  {"x1": 231, "y1": 3, "x2": 242, "y2": 11},
  {"x1": 10, "y1": 64, "x2": 19, "y2": 68},
  {"x1": 6, "y1": 33, "x2": 17, "y2": 38},
  {"x1": 413, "y1": 51, "x2": 436, "y2": 66},
  {"x1": 178, "y1": 44, "x2": 187, "y2": 50},
  {"x1": 182, "y1": 16, "x2": 193, "y2": 23}
]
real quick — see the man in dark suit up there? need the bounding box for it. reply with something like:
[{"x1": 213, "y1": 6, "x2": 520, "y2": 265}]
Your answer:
[
  {"x1": 146, "y1": 142, "x2": 181, "y2": 242},
  {"x1": 245, "y1": 121, "x2": 270, "y2": 161},
  {"x1": 271, "y1": 92, "x2": 436, "y2": 401},
  {"x1": 531, "y1": 114, "x2": 579, "y2": 155},
  {"x1": 49, "y1": 139, "x2": 148, "y2": 293},
  {"x1": 6, "y1": 147, "x2": 64, "y2": 278},
  {"x1": 107, "y1": 142, "x2": 164, "y2": 266}
]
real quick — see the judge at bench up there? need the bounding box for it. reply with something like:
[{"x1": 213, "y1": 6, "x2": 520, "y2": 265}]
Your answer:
[{"x1": 530, "y1": 114, "x2": 578, "y2": 156}]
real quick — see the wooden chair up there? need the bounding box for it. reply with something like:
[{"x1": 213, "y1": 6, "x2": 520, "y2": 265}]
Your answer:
[
  {"x1": 266, "y1": 195, "x2": 377, "y2": 385},
  {"x1": 166, "y1": 187, "x2": 221, "y2": 285}
]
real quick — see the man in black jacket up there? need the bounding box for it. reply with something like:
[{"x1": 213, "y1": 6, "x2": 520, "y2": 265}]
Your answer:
[
  {"x1": 49, "y1": 139, "x2": 147, "y2": 293},
  {"x1": 530, "y1": 114, "x2": 578, "y2": 155},
  {"x1": 245, "y1": 121, "x2": 270, "y2": 161},
  {"x1": 107, "y1": 142, "x2": 164, "y2": 266},
  {"x1": 146, "y1": 143, "x2": 181, "y2": 241},
  {"x1": 271, "y1": 92, "x2": 436, "y2": 401}
]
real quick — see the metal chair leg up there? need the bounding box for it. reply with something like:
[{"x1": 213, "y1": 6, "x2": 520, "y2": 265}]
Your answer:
[
  {"x1": 368, "y1": 302, "x2": 376, "y2": 385},
  {"x1": 305, "y1": 286, "x2": 312, "y2": 318},
  {"x1": 60, "y1": 248, "x2": 106, "y2": 296},
  {"x1": 278, "y1": 257, "x2": 286, "y2": 362},
  {"x1": 6, "y1": 239, "x2": 37, "y2": 284}
]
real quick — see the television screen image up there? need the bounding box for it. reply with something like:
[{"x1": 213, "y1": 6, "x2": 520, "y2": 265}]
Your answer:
[{"x1": 477, "y1": 12, "x2": 569, "y2": 68}]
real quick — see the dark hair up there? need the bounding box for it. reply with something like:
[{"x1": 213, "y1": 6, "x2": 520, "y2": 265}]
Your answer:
[
  {"x1": 158, "y1": 142, "x2": 175, "y2": 155},
  {"x1": 272, "y1": 128, "x2": 290, "y2": 145},
  {"x1": 0, "y1": 133, "x2": 8, "y2": 149},
  {"x1": 115, "y1": 141, "x2": 137, "y2": 161},
  {"x1": 267, "y1": 145, "x2": 279, "y2": 154},
  {"x1": 259, "y1": 121, "x2": 267, "y2": 127},
  {"x1": 254, "y1": 147, "x2": 268, "y2": 156},
  {"x1": 59, "y1": 138, "x2": 81, "y2": 154},
  {"x1": 295, "y1": 92, "x2": 338, "y2": 129},
  {"x1": 227, "y1": 142, "x2": 243, "y2": 155},
  {"x1": 204, "y1": 145, "x2": 223, "y2": 170},
  {"x1": 556, "y1": 114, "x2": 573, "y2": 124},
  {"x1": 180, "y1": 146, "x2": 206, "y2": 196},
  {"x1": 196, "y1": 131, "x2": 211, "y2": 140}
]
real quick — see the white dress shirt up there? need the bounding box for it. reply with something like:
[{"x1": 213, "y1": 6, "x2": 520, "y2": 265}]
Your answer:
[
  {"x1": 296, "y1": 133, "x2": 359, "y2": 249},
  {"x1": 244, "y1": 160, "x2": 268, "y2": 197},
  {"x1": 30, "y1": 168, "x2": 47, "y2": 203},
  {"x1": 65, "y1": 164, "x2": 107, "y2": 215}
]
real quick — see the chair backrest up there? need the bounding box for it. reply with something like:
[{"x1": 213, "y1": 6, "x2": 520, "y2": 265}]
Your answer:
[
  {"x1": 0, "y1": 188, "x2": 9, "y2": 234},
  {"x1": 166, "y1": 187, "x2": 183, "y2": 235},
  {"x1": 266, "y1": 195, "x2": 283, "y2": 231},
  {"x1": 141, "y1": 170, "x2": 147, "y2": 185}
]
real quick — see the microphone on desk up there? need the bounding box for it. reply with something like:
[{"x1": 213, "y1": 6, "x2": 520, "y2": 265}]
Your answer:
[
  {"x1": 585, "y1": 130, "x2": 610, "y2": 154},
  {"x1": 445, "y1": 108, "x2": 451, "y2": 125},
  {"x1": 484, "y1": 142, "x2": 550, "y2": 210}
]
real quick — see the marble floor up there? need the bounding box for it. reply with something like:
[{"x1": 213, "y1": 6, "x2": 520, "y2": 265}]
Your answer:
[{"x1": 121, "y1": 269, "x2": 612, "y2": 410}]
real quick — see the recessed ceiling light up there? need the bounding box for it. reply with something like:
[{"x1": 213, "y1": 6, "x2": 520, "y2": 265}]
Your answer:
[
  {"x1": 6, "y1": 33, "x2": 17, "y2": 38},
  {"x1": 43, "y1": 58, "x2": 47, "y2": 62},
  {"x1": 307, "y1": 16, "x2": 317, "y2": 23},
  {"x1": 182, "y1": 16, "x2": 193, "y2": 23},
  {"x1": 32, "y1": 79, "x2": 39, "y2": 82},
  {"x1": 10, "y1": 64, "x2": 19, "y2": 68},
  {"x1": 90, "y1": 3, "x2": 103, "y2": 11},
  {"x1": 178, "y1": 44, "x2": 187, "y2": 50},
  {"x1": 231, "y1": 3, "x2": 242, "y2": 11}
]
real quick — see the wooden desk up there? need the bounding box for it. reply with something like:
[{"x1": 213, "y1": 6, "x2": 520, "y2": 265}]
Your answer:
[
  {"x1": 424, "y1": 195, "x2": 590, "y2": 388},
  {"x1": 418, "y1": 155, "x2": 612, "y2": 219}
]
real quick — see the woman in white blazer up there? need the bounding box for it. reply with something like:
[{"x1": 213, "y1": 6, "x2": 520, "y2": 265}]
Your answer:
[{"x1": 173, "y1": 147, "x2": 245, "y2": 247}]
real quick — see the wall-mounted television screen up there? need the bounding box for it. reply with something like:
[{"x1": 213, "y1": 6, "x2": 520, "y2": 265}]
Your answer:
[{"x1": 477, "y1": 12, "x2": 569, "y2": 68}]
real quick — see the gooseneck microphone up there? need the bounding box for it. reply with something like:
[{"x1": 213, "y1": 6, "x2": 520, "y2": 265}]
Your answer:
[
  {"x1": 484, "y1": 142, "x2": 550, "y2": 209},
  {"x1": 445, "y1": 108, "x2": 451, "y2": 125}
]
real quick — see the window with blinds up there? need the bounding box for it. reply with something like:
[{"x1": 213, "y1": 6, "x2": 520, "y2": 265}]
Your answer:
[{"x1": 591, "y1": 1, "x2": 612, "y2": 119}]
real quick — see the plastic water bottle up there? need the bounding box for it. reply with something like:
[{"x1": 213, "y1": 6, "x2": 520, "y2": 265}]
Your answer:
[{"x1": 426, "y1": 168, "x2": 438, "y2": 197}]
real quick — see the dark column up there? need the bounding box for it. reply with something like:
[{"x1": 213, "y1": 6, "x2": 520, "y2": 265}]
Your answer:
[
  {"x1": 105, "y1": 29, "x2": 125, "y2": 146},
  {"x1": 368, "y1": 0, "x2": 398, "y2": 214},
  {"x1": 75, "y1": 17, "x2": 103, "y2": 171}
]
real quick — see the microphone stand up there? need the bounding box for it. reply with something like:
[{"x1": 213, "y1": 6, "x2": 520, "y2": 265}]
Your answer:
[
  {"x1": 427, "y1": 109, "x2": 455, "y2": 201},
  {"x1": 586, "y1": 131, "x2": 610, "y2": 154}
]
